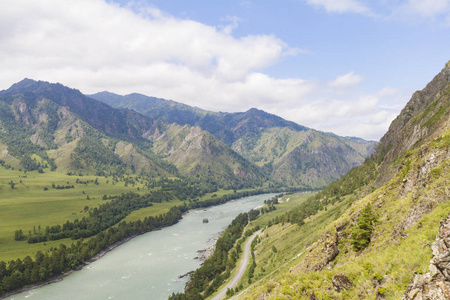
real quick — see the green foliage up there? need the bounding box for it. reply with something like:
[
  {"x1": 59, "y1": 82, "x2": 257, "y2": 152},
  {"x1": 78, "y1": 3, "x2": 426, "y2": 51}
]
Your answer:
[
  {"x1": 430, "y1": 166, "x2": 443, "y2": 179},
  {"x1": 401, "y1": 158, "x2": 412, "y2": 179},
  {"x1": 432, "y1": 132, "x2": 450, "y2": 149},
  {"x1": 170, "y1": 213, "x2": 250, "y2": 299},
  {"x1": 350, "y1": 204, "x2": 377, "y2": 251},
  {"x1": 14, "y1": 230, "x2": 25, "y2": 241},
  {"x1": 72, "y1": 135, "x2": 121, "y2": 171},
  {"x1": 25, "y1": 191, "x2": 171, "y2": 243}
]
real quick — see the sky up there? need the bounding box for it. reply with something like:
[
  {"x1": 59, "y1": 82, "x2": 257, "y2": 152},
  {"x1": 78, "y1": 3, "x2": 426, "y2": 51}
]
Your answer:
[{"x1": 1, "y1": 0, "x2": 450, "y2": 141}]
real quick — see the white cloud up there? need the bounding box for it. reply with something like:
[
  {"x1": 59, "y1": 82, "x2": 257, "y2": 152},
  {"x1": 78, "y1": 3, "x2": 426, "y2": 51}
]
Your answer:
[
  {"x1": 329, "y1": 71, "x2": 364, "y2": 89},
  {"x1": 0, "y1": 0, "x2": 407, "y2": 141},
  {"x1": 304, "y1": 0, "x2": 450, "y2": 25},
  {"x1": 404, "y1": 0, "x2": 450, "y2": 17},
  {"x1": 0, "y1": 0, "x2": 298, "y2": 89},
  {"x1": 305, "y1": 0, "x2": 371, "y2": 14},
  {"x1": 382, "y1": 0, "x2": 450, "y2": 24},
  {"x1": 266, "y1": 85, "x2": 407, "y2": 141},
  {"x1": 220, "y1": 16, "x2": 241, "y2": 34}
]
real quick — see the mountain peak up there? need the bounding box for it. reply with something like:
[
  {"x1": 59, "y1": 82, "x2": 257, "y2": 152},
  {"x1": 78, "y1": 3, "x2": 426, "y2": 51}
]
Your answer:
[
  {"x1": 246, "y1": 107, "x2": 263, "y2": 113},
  {"x1": 4, "y1": 78, "x2": 43, "y2": 93},
  {"x1": 4, "y1": 78, "x2": 81, "y2": 97}
]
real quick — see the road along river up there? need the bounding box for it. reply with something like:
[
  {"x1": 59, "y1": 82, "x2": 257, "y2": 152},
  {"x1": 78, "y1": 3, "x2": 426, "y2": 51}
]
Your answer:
[
  {"x1": 8, "y1": 193, "x2": 276, "y2": 300},
  {"x1": 211, "y1": 229, "x2": 262, "y2": 300}
]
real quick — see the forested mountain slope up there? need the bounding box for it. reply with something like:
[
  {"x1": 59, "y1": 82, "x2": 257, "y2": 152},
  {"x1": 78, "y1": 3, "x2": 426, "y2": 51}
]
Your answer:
[
  {"x1": 0, "y1": 79, "x2": 264, "y2": 188},
  {"x1": 239, "y1": 61, "x2": 450, "y2": 299},
  {"x1": 91, "y1": 92, "x2": 376, "y2": 188}
]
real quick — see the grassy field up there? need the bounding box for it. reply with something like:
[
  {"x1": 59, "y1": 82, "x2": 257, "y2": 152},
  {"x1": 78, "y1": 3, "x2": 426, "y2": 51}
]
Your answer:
[
  {"x1": 0, "y1": 167, "x2": 169, "y2": 262},
  {"x1": 0, "y1": 166, "x2": 273, "y2": 263},
  {"x1": 250, "y1": 192, "x2": 314, "y2": 228}
]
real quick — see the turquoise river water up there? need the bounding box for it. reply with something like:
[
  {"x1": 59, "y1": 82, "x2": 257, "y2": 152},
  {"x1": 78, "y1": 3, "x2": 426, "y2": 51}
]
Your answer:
[{"x1": 9, "y1": 193, "x2": 276, "y2": 300}]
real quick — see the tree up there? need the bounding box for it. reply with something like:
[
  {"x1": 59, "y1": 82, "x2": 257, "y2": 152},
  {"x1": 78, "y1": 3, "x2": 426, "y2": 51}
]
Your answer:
[
  {"x1": 14, "y1": 229, "x2": 25, "y2": 241},
  {"x1": 351, "y1": 204, "x2": 377, "y2": 251}
]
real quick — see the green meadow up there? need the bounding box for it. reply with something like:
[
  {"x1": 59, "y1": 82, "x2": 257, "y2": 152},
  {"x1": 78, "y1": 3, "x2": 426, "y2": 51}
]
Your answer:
[
  {"x1": 0, "y1": 166, "x2": 273, "y2": 263},
  {"x1": 0, "y1": 167, "x2": 166, "y2": 262}
]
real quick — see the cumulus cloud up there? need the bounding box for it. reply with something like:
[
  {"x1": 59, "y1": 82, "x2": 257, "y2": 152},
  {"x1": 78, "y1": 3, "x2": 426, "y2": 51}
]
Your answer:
[
  {"x1": 305, "y1": 0, "x2": 371, "y2": 14},
  {"x1": 0, "y1": 0, "x2": 406, "y2": 140},
  {"x1": 220, "y1": 16, "x2": 241, "y2": 34},
  {"x1": 0, "y1": 0, "x2": 292, "y2": 86},
  {"x1": 329, "y1": 72, "x2": 364, "y2": 89},
  {"x1": 386, "y1": 0, "x2": 450, "y2": 24}
]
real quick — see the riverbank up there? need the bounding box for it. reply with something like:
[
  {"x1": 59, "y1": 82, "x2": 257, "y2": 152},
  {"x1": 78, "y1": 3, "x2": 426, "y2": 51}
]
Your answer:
[
  {"x1": 195, "y1": 236, "x2": 219, "y2": 262},
  {"x1": 0, "y1": 233, "x2": 144, "y2": 300}
]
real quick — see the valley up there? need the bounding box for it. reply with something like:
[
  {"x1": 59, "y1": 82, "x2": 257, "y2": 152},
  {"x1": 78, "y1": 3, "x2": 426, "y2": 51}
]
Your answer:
[
  {"x1": 1, "y1": 1, "x2": 449, "y2": 300},
  {"x1": 0, "y1": 60, "x2": 448, "y2": 300}
]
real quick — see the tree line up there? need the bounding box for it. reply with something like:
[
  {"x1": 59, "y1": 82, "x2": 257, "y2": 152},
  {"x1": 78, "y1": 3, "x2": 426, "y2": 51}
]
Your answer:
[{"x1": 24, "y1": 191, "x2": 172, "y2": 243}]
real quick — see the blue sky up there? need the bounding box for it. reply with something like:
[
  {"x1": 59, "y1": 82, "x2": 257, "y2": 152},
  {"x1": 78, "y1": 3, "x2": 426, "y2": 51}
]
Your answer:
[{"x1": 1, "y1": 0, "x2": 449, "y2": 140}]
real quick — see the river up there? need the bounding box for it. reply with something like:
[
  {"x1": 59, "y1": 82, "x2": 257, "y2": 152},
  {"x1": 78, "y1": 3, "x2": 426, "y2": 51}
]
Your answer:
[{"x1": 8, "y1": 193, "x2": 276, "y2": 300}]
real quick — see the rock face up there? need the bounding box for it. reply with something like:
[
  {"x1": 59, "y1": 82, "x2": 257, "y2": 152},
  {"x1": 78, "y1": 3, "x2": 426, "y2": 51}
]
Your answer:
[
  {"x1": 332, "y1": 274, "x2": 353, "y2": 292},
  {"x1": 403, "y1": 216, "x2": 450, "y2": 300},
  {"x1": 393, "y1": 146, "x2": 450, "y2": 239},
  {"x1": 292, "y1": 223, "x2": 348, "y2": 273}
]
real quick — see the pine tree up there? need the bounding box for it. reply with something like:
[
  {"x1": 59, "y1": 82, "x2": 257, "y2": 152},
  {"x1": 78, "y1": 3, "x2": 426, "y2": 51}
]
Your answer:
[{"x1": 351, "y1": 204, "x2": 377, "y2": 251}]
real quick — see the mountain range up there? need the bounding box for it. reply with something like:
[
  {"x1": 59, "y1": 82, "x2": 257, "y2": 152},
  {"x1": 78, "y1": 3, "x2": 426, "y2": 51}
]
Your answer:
[{"x1": 0, "y1": 79, "x2": 376, "y2": 189}]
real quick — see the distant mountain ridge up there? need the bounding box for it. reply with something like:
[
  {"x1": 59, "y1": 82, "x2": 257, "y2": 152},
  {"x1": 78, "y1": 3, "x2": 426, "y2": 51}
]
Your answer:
[
  {"x1": 0, "y1": 79, "x2": 268, "y2": 188},
  {"x1": 0, "y1": 78, "x2": 376, "y2": 190},
  {"x1": 91, "y1": 91, "x2": 377, "y2": 188},
  {"x1": 90, "y1": 92, "x2": 308, "y2": 144}
]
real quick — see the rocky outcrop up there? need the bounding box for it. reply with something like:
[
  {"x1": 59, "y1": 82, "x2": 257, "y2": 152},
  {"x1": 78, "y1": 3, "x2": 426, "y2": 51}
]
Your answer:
[
  {"x1": 393, "y1": 146, "x2": 450, "y2": 239},
  {"x1": 403, "y1": 215, "x2": 450, "y2": 300},
  {"x1": 293, "y1": 222, "x2": 348, "y2": 273},
  {"x1": 332, "y1": 274, "x2": 353, "y2": 292},
  {"x1": 30, "y1": 132, "x2": 48, "y2": 148}
]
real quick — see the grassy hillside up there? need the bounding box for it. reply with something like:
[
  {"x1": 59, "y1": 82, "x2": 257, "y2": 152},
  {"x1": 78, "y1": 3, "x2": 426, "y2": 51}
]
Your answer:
[
  {"x1": 239, "y1": 132, "x2": 449, "y2": 299},
  {"x1": 226, "y1": 61, "x2": 450, "y2": 299}
]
